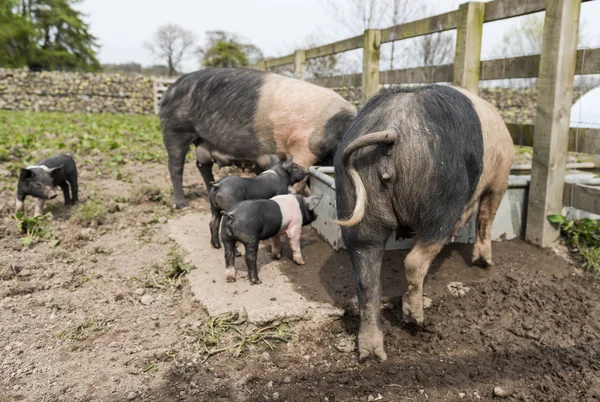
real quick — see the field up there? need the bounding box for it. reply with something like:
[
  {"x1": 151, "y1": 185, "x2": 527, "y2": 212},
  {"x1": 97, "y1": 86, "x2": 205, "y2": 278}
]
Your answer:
[{"x1": 1, "y1": 110, "x2": 600, "y2": 402}]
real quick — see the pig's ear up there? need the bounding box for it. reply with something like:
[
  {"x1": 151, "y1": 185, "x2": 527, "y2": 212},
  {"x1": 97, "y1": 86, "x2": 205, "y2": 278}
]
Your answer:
[
  {"x1": 48, "y1": 165, "x2": 63, "y2": 176},
  {"x1": 19, "y1": 168, "x2": 33, "y2": 180},
  {"x1": 305, "y1": 195, "x2": 322, "y2": 211},
  {"x1": 269, "y1": 154, "x2": 279, "y2": 167},
  {"x1": 283, "y1": 156, "x2": 293, "y2": 171}
]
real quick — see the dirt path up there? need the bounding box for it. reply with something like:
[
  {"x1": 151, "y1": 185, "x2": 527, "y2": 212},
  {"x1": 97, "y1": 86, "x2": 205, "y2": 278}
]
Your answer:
[{"x1": 1, "y1": 161, "x2": 600, "y2": 402}]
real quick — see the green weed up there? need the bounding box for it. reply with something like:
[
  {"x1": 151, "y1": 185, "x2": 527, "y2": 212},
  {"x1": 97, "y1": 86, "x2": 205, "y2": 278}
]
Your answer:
[
  {"x1": 548, "y1": 214, "x2": 600, "y2": 275},
  {"x1": 135, "y1": 247, "x2": 196, "y2": 289},
  {"x1": 10, "y1": 212, "x2": 58, "y2": 247},
  {"x1": 58, "y1": 318, "x2": 108, "y2": 340},
  {"x1": 186, "y1": 311, "x2": 296, "y2": 362},
  {"x1": 71, "y1": 198, "x2": 109, "y2": 226}
]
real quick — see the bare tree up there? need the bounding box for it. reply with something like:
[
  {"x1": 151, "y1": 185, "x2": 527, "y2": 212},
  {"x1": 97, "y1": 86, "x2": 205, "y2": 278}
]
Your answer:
[
  {"x1": 321, "y1": 0, "x2": 456, "y2": 71},
  {"x1": 144, "y1": 24, "x2": 195, "y2": 77}
]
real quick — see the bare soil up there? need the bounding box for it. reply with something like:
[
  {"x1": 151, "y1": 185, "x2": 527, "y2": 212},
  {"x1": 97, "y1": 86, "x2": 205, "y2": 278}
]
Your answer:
[{"x1": 1, "y1": 160, "x2": 600, "y2": 402}]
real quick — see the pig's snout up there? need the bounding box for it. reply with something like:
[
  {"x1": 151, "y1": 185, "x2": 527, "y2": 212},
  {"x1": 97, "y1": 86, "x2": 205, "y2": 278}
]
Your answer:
[{"x1": 46, "y1": 188, "x2": 57, "y2": 199}]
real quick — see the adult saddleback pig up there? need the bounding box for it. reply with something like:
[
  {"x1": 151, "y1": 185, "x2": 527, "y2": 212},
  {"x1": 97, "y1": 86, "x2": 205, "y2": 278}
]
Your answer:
[
  {"x1": 334, "y1": 85, "x2": 514, "y2": 362},
  {"x1": 159, "y1": 67, "x2": 357, "y2": 209}
]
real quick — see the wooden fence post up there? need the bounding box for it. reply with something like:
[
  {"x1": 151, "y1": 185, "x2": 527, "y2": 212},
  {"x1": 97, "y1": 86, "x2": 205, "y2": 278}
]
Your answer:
[
  {"x1": 361, "y1": 29, "x2": 381, "y2": 105},
  {"x1": 453, "y1": 2, "x2": 485, "y2": 93},
  {"x1": 526, "y1": 0, "x2": 581, "y2": 247},
  {"x1": 294, "y1": 50, "x2": 306, "y2": 80}
]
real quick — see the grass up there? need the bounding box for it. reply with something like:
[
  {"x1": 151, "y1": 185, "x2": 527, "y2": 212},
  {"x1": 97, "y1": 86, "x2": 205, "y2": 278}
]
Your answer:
[
  {"x1": 71, "y1": 198, "x2": 109, "y2": 226},
  {"x1": 134, "y1": 246, "x2": 196, "y2": 289},
  {"x1": 0, "y1": 110, "x2": 164, "y2": 171},
  {"x1": 548, "y1": 214, "x2": 600, "y2": 275},
  {"x1": 58, "y1": 317, "x2": 109, "y2": 340},
  {"x1": 186, "y1": 311, "x2": 296, "y2": 362},
  {"x1": 10, "y1": 212, "x2": 59, "y2": 247}
]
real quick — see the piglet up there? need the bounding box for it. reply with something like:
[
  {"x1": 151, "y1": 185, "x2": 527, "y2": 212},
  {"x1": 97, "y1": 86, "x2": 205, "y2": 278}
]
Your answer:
[
  {"x1": 208, "y1": 156, "x2": 307, "y2": 249},
  {"x1": 220, "y1": 194, "x2": 322, "y2": 284},
  {"x1": 16, "y1": 154, "x2": 78, "y2": 217}
]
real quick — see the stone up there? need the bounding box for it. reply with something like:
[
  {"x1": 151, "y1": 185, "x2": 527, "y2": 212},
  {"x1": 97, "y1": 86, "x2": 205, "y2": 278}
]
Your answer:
[
  {"x1": 127, "y1": 392, "x2": 137, "y2": 400},
  {"x1": 140, "y1": 295, "x2": 154, "y2": 305},
  {"x1": 272, "y1": 392, "x2": 280, "y2": 400},
  {"x1": 134, "y1": 288, "x2": 145, "y2": 296},
  {"x1": 493, "y1": 386, "x2": 511, "y2": 398}
]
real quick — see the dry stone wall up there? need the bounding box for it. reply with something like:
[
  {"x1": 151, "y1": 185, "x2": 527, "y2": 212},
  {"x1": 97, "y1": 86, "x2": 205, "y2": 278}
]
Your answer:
[
  {"x1": 0, "y1": 69, "x2": 589, "y2": 121},
  {"x1": 0, "y1": 69, "x2": 155, "y2": 115}
]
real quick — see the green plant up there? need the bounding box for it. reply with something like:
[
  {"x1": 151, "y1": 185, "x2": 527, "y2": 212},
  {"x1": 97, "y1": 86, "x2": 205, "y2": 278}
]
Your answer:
[
  {"x1": 10, "y1": 212, "x2": 58, "y2": 247},
  {"x1": 134, "y1": 247, "x2": 196, "y2": 289},
  {"x1": 71, "y1": 199, "x2": 109, "y2": 226},
  {"x1": 165, "y1": 247, "x2": 195, "y2": 280},
  {"x1": 58, "y1": 318, "x2": 108, "y2": 340},
  {"x1": 548, "y1": 215, "x2": 600, "y2": 275},
  {"x1": 186, "y1": 311, "x2": 296, "y2": 362}
]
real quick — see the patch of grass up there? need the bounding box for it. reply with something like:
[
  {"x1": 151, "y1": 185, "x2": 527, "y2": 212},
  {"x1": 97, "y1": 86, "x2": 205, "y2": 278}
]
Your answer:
[
  {"x1": 186, "y1": 311, "x2": 296, "y2": 362},
  {"x1": 58, "y1": 318, "x2": 108, "y2": 340},
  {"x1": 135, "y1": 247, "x2": 196, "y2": 289},
  {"x1": 165, "y1": 247, "x2": 195, "y2": 279},
  {"x1": 548, "y1": 215, "x2": 600, "y2": 275},
  {"x1": 10, "y1": 212, "x2": 58, "y2": 247},
  {"x1": 71, "y1": 198, "x2": 109, "y2": 226},
  {"x1": 0, "y1": 110, "x2": 165, "y2": 167}
]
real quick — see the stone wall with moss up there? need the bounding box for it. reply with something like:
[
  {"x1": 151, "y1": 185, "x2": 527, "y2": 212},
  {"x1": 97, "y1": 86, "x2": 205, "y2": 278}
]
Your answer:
[
  {"x1": 0, "y1": 69, "x2": 589, "y2": 120},
  {"x1": 0, "y1": 69, "x2": 155, "y2": 114}
]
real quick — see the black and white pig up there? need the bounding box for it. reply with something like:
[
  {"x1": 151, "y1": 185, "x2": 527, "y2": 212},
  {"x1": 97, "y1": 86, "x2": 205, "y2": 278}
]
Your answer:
[
  {"x1": 16, "y1": 154, "x2": 79, "y2": 217},
  {"x1": 334, "y1": 85, "x2": 514, "y2": 361},
  {"x1": 159, "y1": 67, "x2": 357, "y2": 209},
  {"x1": 208, "y1": 156, "x2": 307, "y2": 249},
  {"x1": 220, "y1": 194, "x2": 322, "y2": 284}
]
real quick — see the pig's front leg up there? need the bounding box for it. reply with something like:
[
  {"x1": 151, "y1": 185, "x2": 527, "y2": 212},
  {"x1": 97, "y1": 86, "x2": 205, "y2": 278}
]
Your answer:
[
  {"x1": 287, "y1": 226, "x2": 305, "y2": 265},
  {"x1": 271, "y1": 234, "x2": 282, "y2": 260},
  {"x1": 15, "y1": 196, "x2": 25, "y2": 214},
  {"x1": 34, "y1": 198, "x2": 46, "y2": 217},
  {"x1": 223, "y1": 238, "x2": 237, "y2": 282}
]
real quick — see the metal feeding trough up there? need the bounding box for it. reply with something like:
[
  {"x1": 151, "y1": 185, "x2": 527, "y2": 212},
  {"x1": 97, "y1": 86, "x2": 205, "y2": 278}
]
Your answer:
[{"x1": 308, "y1": 166, "x2": 529, "y2": 251}]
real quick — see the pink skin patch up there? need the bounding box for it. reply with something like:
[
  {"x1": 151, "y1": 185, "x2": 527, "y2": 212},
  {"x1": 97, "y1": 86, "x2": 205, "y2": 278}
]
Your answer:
[{"x1": 270, "y1": 194, "x2": 306, "y2": 265}]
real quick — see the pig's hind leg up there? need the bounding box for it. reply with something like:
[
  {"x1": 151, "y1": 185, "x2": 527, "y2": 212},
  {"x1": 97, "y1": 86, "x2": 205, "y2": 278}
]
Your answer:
[
  {"x1": 244, "y1": 241, "x2": 261, "y2": 285},
  {"x1": 221, "y1": 230, "x2": 238, "y2": 283}
]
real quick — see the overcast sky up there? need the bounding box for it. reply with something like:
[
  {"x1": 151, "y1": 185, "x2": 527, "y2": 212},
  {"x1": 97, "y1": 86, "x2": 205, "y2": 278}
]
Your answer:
[{"x1": 79, "y1": 0, "x2": 600, "y2": 73}]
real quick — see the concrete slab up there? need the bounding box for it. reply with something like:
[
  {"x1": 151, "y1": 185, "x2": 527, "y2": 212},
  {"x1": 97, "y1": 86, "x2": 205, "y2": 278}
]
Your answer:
[{"x1": 167, "y1": 213, "x2": 344, "y2": 324}]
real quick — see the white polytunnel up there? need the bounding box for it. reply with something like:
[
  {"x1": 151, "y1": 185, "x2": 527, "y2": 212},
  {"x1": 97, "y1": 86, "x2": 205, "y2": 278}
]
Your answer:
[{"x1": 571, "y1": 85, "x2": 600, "y2": 128}]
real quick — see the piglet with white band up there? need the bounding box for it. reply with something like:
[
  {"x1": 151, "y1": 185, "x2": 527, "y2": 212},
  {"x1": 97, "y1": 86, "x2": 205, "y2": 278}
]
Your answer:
[
  {"x1": 220, "y1": 194, "x2": 322, "y2": 284},
  {"x1": 208, "y1": 156, "x2": 307, "y2": 249},
  {"x1": 16, "y1": 154, "x2": 78, "y2": 217}
]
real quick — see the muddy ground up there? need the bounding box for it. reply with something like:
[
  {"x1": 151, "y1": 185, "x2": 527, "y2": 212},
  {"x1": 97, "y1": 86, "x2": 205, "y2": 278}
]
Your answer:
[{"x1": 1, "y1": 159, "x2": 600, "y2": 402}]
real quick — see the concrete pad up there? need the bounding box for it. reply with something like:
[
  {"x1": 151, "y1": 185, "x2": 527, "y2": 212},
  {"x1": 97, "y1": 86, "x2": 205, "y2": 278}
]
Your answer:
[{"x1": 167, "y1": 213, "x2": 344, "y2": 324}]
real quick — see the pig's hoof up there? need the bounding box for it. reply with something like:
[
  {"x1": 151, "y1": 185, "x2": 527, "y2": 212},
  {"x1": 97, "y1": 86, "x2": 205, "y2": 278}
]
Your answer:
[
  {"x1": 293, "y1": 255, "x2": 305, "y2": 265},
  {"x1": 235, "y1": 249, "x2": 242, "y2": 257},
  {"x1": 225, "y1": 267, "x2": 236, "y2": 282},
  {"x1": 211, "y1": 241, "x2": 221, "y2": 249},
  {"x1": 271, "y1": 252, "x2": 282, "y2": 260},
  {"x1": 173, "y1": 200, "x2": 188, "y2": 210},
  {"x1": 358, "y1": 330, "x2": 387, "y2": 362},
  {"x1": 402, "y1": 294, "x2": 424, "y2": 326},
  {"x1": 249, "y1": 278, "x2": 262, "y2": 285},
  {"x1": 472, "y1": 256, "x2": 493, "y2": 268}
]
